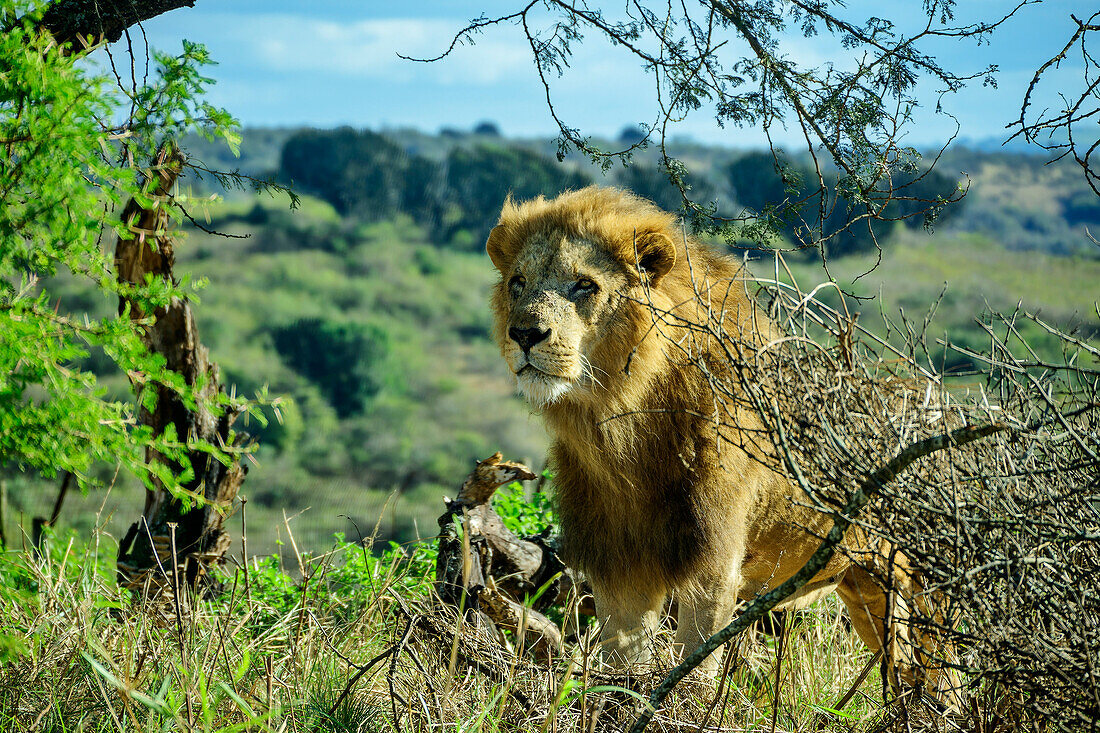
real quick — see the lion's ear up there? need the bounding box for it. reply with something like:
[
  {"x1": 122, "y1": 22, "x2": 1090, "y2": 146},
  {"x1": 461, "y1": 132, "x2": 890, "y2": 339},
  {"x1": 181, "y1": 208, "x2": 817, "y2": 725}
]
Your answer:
[
  {"x1": 632, "y1": 230, "x2": 676, "y2": 285},
  {"x1": 486, "y1": 225, "x2": 511, "y2": 272}
]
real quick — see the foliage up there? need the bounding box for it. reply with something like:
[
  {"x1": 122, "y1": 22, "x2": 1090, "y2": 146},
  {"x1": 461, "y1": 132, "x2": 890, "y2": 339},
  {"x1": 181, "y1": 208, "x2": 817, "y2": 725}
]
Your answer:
[
  {"x1": 418, "y1": 1, "x2": 1023, "y2": 255},
  {"x1": 440, "y1": 143, "x2": 591, "y2": 247},
  {"x1": 271, "y1": 125, "x2": 982, "y2": 257},
  {"x1": 0, "y1": 550, "x2": 34, "y2": 663},
  {"x1": 491, "y1": 475, "x2": 556, "y2": 537},
  {"x1": 614, "y1": 161, "x2": 722, "y2": 216},
  {"x1": 278, "y1": 129, "x2": 592, "y2": 249},
  {"x1": 279, "y1": 127, "x2": 437, "y2": 221},
  {"x1": 1062, "y1": 189, "x2": 1100, "y2": 226},
  {"x1": 271, "y1": 318, "x2": 392, "y2": 418},
  {"x1": 727, "y1": 150, "x2": 964, "y2": 256},
  {"x1": 0, "y1": 4, "x2": 250, "y2": 499}
]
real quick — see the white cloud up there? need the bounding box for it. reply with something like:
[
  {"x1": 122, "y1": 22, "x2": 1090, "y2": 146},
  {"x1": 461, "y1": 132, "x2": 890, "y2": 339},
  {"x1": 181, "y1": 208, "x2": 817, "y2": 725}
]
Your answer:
[{"x1": 233, "y1": 15, "x2": 533, "y2": 85}]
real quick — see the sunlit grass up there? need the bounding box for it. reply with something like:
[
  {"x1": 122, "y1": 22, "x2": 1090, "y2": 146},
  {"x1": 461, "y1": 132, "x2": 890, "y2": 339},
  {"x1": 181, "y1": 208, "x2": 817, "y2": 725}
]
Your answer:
[{"x1": 0, "y1": 529, "x2": 902, "y2": 733}]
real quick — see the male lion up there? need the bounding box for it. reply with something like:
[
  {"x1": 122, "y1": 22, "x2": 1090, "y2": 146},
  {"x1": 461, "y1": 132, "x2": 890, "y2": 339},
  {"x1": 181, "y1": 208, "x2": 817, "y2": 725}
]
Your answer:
[{"x1": 487, "y1": 186, "x2": 956, "y2": 699}]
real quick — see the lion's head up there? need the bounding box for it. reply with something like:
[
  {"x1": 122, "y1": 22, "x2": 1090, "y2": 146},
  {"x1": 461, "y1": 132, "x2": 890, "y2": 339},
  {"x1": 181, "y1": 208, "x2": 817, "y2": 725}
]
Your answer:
[{"x1": 486, "y1": 186, "x2": 685, "y2": 408}]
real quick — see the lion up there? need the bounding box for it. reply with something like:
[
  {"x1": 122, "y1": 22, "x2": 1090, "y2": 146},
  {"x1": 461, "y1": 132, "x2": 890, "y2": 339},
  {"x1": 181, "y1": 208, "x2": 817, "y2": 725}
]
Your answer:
[{"x1": 486, "y1": 186, "x2": 959, "y2": 701}]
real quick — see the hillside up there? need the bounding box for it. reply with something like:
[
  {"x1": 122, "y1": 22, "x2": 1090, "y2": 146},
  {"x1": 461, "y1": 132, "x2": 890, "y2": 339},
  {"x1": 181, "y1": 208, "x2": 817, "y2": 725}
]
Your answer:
[{"x1": 2, "y1": 127, "x2": 1098, "y2": 557}]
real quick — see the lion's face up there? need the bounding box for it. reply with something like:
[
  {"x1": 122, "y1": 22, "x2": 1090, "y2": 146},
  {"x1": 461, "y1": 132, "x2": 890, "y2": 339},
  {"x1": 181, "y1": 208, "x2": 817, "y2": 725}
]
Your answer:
[
  {"x1": 494, "y1": 232, "x2": 631, "y2": 407},
  {"x1": 486, "y1": 187, "x2": 678, "y2": 409}
]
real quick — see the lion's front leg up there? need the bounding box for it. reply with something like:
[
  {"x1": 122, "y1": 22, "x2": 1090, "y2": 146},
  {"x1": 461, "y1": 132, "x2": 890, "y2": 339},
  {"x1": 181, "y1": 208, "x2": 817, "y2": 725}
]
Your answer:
[
  {"x1": 673, "y1": 558, "x2": 742, "y2": 676},
  {"x1": 590, "y1": 578, "x2": 667, "y2": 669}
]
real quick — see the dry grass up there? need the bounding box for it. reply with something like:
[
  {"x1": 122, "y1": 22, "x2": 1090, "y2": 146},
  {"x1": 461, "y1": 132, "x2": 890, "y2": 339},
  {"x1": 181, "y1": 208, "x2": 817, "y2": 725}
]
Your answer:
[{"x1": 0, "y1": 525, "x2": 911, "y2": 733}]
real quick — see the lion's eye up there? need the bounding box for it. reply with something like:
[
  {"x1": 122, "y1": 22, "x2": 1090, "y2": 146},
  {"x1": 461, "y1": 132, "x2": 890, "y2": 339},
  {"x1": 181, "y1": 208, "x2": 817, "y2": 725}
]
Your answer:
[
  {"x1": 574, "y1": 277, "x2": 597, "y2": 294},
  {"x1": 509, "y1": 274, "x2": 526, "y2": 296}
]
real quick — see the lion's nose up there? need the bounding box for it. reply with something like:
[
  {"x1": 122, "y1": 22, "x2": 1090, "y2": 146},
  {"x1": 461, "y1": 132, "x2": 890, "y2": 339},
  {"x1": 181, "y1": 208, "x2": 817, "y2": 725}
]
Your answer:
[{"x1": 509, "y1": 326, "x2": 551, "y2": 352}]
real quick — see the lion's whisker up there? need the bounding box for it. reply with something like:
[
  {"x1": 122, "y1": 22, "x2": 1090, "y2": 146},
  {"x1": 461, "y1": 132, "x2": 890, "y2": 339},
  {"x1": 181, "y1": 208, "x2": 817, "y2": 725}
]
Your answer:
[{"x1": 580, "y1": 354, "x2": 608, "y2": 390}]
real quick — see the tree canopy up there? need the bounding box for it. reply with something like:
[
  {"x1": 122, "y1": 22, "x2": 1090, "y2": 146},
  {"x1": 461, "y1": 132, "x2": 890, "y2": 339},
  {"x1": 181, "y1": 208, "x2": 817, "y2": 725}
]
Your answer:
[{"x1": 416, "y1": 1, "x2": 1095, "y2": 257}]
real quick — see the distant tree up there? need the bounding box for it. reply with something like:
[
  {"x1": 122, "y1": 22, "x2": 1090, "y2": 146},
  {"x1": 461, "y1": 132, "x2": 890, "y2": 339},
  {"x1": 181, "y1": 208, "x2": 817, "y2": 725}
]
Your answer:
[
  {"x1": 282, "y1": 128, "x2": 401, "y2": 217},
  {"x1": 1060, "y1": 189, "x2": 1100, "y2": 226},
  {"x1": 441, "y1": 144, "x2": 591, "y2": 247},
  {"x1": 278, "y1": 130, "x2": 598, "y2": 246},
  {"x1": 473, "y1": 120, "x2": 502, "y2": 137},
  {"x1": 726, "y1": 151, "x2": 799, "y2": 216},
  {"x1": 271, "y1": 318, "x2": 390, "y2": 418},
  {"x1": 280, "y1": 127, "x2": 442, "y2": 223},
  {"x1": 728, "y1": 151, "x2": 962, "y2": 256},
  {"x1": 617, "y1": 124, "x2": 648, "y2": 146},
  {"x1": 616, "y1": 162, "x2": 722, "y2": 216},
  {"x1": 401, "y1": 154, "x2": 447, "y2": 225}
]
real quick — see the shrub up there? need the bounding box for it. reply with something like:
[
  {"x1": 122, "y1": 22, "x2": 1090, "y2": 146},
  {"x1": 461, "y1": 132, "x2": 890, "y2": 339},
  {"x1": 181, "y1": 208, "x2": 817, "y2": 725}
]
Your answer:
[
  {"x1": 279, "y1": 127, "x2": 441, "y2": 222},
  {"x1": 271, "y1": 318, "x2": 390, "y2": 418},
  {"x1": 440, "y1": 144, "x2": 591, "y2": 247},
  {"x1": 615, "y1": 161, "x2": 723, "y2": 214}
]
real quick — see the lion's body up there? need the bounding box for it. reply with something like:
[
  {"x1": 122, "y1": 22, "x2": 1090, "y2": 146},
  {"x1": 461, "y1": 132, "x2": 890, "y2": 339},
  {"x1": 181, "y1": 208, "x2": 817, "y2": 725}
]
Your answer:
[{"x1": 487, "y1": 187, "x2": 953, "y2": 695}]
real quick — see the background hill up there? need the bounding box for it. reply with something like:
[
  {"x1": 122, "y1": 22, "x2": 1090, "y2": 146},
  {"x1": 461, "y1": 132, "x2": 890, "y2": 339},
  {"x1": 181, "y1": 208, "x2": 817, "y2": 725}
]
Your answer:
[{"x1": 3, "y1": 125, "x2": 1098, "y2": 556}]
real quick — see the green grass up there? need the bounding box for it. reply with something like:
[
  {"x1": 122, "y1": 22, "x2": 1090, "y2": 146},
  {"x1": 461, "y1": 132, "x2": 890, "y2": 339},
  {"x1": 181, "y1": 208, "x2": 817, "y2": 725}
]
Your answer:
[{"x1": 0, "y1": 528, "x2": 898, "y2": 733}]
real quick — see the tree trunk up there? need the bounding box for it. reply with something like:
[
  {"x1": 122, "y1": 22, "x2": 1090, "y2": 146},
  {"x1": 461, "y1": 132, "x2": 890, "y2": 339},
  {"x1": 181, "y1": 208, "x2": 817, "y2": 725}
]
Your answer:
[
  {"x1": 114, "y1": 143, "x2": 247, "y2": 600},
  {"x1": 34, "y1": 0, "x2": 198, "y2": 48}
]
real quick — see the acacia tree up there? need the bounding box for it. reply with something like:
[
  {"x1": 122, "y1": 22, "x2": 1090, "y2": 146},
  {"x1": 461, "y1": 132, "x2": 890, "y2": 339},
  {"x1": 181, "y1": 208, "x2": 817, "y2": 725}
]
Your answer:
[{"x1": 0, "y1": 1, "x2": 280, "y2": 598}]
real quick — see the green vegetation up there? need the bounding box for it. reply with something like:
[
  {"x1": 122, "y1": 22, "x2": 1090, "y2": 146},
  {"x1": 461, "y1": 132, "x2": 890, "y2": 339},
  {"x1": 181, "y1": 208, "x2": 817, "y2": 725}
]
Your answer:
[
  {"x1": 279, "y1": 127, "x2": 433, "y2": 221},
  {"x1": 439, "y1": 144, "x2": 590, "y2": 247},
  {"x1": 2, "y1": 200, "x2": 548, "y2": 554},
  {"x1": 5, "y1": 121, "x2": 1098, "y2": 558},
  {"x1": 271, "y1": 318, "x2": 391, "y2": 419},
  {"x1": 2, "y1": 0, "x2": 1096, "y2": 727},
  {"x1": 279, "y1": 128, "x2": 589, "y2": 249},
  {"x1": 0, "y1": 518, "x2": 890, "y2": 733},
  {"x1": 0, "y1": 9, "x2": 249, "y2": 499},
  {"x1": 727, "y1": 150, "x2": 965, "y2": 257},
  {"x1": 784, "y1": 227, "x2": 1100, "y2": 374}
]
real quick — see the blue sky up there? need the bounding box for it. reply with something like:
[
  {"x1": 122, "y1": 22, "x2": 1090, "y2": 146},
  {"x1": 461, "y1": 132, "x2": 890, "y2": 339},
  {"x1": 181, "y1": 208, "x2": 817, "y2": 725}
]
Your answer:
[{"x1": 114, "y1": 0, "x2": 1097, "y2": 148}]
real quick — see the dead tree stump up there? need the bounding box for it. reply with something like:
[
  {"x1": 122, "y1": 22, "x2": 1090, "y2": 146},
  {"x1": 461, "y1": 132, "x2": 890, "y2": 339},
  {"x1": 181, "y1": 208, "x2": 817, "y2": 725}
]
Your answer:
[{"x1": 114, "y1": 144, "x2": 248, "y2": 601}]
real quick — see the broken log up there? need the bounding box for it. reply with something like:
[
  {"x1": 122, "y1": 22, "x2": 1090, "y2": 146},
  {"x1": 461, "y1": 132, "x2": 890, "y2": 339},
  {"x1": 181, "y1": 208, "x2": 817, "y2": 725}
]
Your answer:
[{"x1": 435, "y1": 453, "x2": 592, "y2": 656}]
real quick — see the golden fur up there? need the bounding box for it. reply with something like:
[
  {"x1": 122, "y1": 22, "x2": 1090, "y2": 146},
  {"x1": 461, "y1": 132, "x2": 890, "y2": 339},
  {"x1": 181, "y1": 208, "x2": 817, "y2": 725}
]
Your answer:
[{"x1": 487, "y1": 186, "x2": 956, "y2": 696}]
